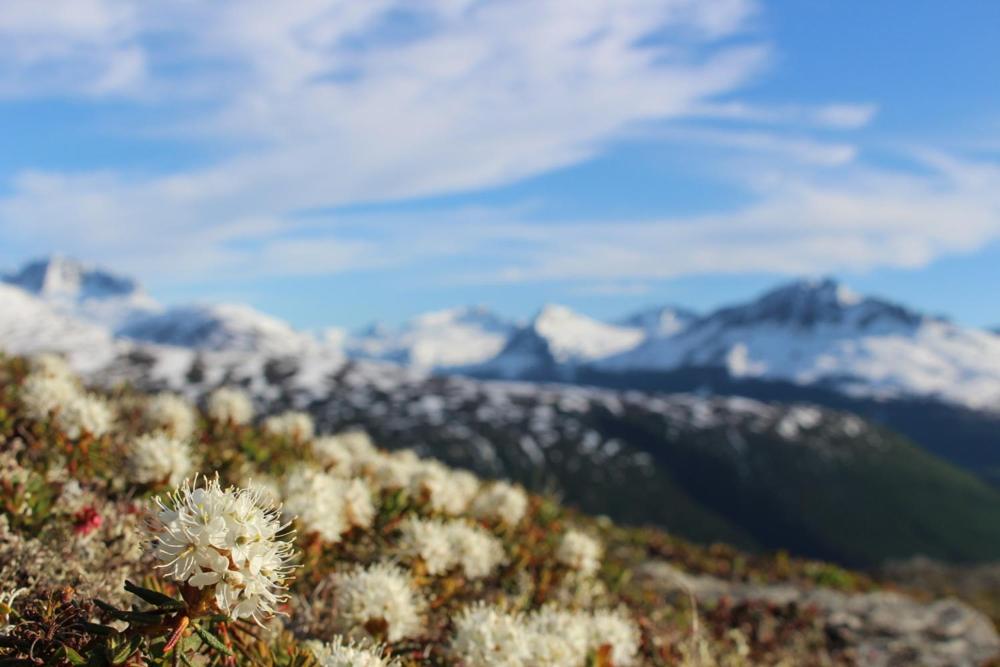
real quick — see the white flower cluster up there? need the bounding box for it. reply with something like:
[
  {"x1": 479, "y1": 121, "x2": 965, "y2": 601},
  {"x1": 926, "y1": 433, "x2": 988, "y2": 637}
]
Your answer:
[
  {"x1": 398, "y1": 517, "x2": 505, "y2": 579},
  {"x1": 127, "y1": 432, "x2": 194, "y2": 486},
  {"x1": 471, "y1": 481, "x2": 529, "y2": 526},
  {"x1": 312, "y1": 435, "x2": 356, "y2": 476},
  {"x1": 263, "y1": 410, "x2": 315, "y2": 441},
  {"x1": 145, "y1": 392, "x2": 197, "y2": 440},
  {"x1": 146, "y1": 476, "x2": 296, "y2": 624},
  {"x1": 21, "y1": 373, "x2": 77, "y2": 420},
  {"x1": 408, "y1": 460, "x2": 480, "y2": 515},
  {"x1": 555, "y1": 530, "x2": 603, "y2": 576},
  {"x1": 281, "y1": 467, "x2": 374, "y2": 542},
  {"x1": 20, "y1": 372, "x2": 114, "y2": 439},
  {"x1": 333, "y1": 562, "x2": 425, "y2": 642},
  {"x1": 307, "y1": 637, "x2": 399, "y2": 667},
  {"x1": 31, "y1": 353, "x2": 74, "y2": 379},
  {"x1": 207, "y1": 387, "x2": 254, "y2": 425},
  {"x1": 314, "y1": 435, "x2": 482, "y2": 516},
  {"x1": 450, "y1": 603, "x2": 640, "y2": 667}
]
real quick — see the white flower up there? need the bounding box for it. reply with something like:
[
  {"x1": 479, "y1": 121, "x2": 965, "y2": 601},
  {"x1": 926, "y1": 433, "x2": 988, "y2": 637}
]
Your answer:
[
  {"x1": 342, "y1": 477, "x2": 376, "y2": 530},
  {"x1": 20, "y1": 373, "x2": 78, "y2": 421},
  {"x1": 398, "y1": 517, "x2": 455, "y2": 575},
  {"x1": 207, "y1": 387, "x2": 254, "y2": 425},
  {"x1": 244, "y1": 476, "x2": 282, "y2": 504},
  {"x1": 409, "y1": 461, "x2": 480, "y2": 515},
  {"x1": 307, "y1": 637, "x2": 399, "y2": 667},
  {"x1": 282, "y1": 467, "x2": 349, "y2": 543},
  {"x1": 447, "y1": 521, "x2": 505, "y2": 580},
  {"x1": 471, "y1": 482, "x2": 528, "y2": 526},
  {"x1": 398, "y1": 518, "x2": 504, "y2": 579},
  {"x1": 367, "y1": 450, "x2": 422, "y2": 491},
  {"x1": 587, "y1": 609, "x2": 640, "y2": 666},
  {"x1": 60, "y1": 392, "x2": 114, "y2": 439},
  {"x1": 263, "y1": 410, "x2": 315, "y2": 442},
  {"x1": 312, "y1": 436, "x2": 355, "y2": 476},
  {"x1": 145, "y1": 476, "x2": 296, "y2": 624},
  {"x1": 31, "y1": 353, "x2": 74, "y2": 380},
  {"x1": 449, "y1": 469, "x2": 481, "y2": 512},
  {"x1": 525, "y1": 607, "x2": 590, "y2": 667},
  {"x1": 127, "y1": 433, "x2": 194, "y2": 487},
  {"x1": 450, "y1": 603, "x2": 533, "y2": 667},
  {"x1": 555, "y1": 530, "x2": 602, "y2": 576},
  {"x1": 146, "y1": 392, "x2": 197, "y2": 440},
  {"x1": 334, "y1": 562, "x2": 424, "y2": 642},
  {"x1": 332, "y1": 429, "x2": 378, "y2": 460},
  {"x1": 281, "y1": 468, "x2": 374, "y2": 540}
]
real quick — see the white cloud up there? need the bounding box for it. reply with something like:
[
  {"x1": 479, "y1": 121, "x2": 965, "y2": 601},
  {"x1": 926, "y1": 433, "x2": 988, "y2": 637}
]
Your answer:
[
  {"x1": 0, "y1": 0, "x2": 144, "y2": 96},
  {"x1": 468, "y1": 153, "x2": 1000, "y2": 282},
  {"x1": 2, "y1": 0, "x2": 986, "y2": 295},
  {"x1": 651, "y1": 126, "x2": 859, "y2": 165},
  {"x1": 692, "y1": 101, "x2": 879, "y2": 129},
  {"x1": 0, "y1": 0, "x2": 770, "y2": 277}
]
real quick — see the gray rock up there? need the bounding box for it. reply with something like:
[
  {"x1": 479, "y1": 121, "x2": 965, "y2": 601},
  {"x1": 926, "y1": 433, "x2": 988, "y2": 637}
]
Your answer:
[{"x1": 637, "y1": 560, "x2": 1000, "y2": 666}]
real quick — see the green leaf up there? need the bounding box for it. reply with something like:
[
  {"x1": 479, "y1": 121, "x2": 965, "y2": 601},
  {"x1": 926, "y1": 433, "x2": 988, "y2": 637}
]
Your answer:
[
  {"x1": 111, "y1": 635, "x2": 144, "y2": 664},
  {"x1": 95, "y1": 599, "x2": 167, "y2": 626},
  {"x1": 80, "y1": 621, "x2": 118, "y2": 636},
  {"x1": 124, "y1": 580, "x2": 184, "y2": 609},
  {"x1": 94, "y1": 599, "x2": 125, "y2": 617},
  {"x1": 192, "y1": 622, "x2": 234, "y2": 656},
  {"x1": 61, "y1": 646, "x2": 88, "y2": 665}
]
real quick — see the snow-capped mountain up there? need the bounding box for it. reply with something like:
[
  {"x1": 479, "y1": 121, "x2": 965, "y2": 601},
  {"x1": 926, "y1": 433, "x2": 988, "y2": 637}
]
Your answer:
[
  {"x1": 597, "y1": 278, "x2": 1000, "y2": 410},
  {"x1": 470, "y1": 304, "x2": 644, "y2": 379},
  {"x1": 3, "y1": 256, "x2": 161, "y2": 328},
  {"x1": 2, "y1": 255, "x2": 1000, "y2": 414},
  {"x1": 117, "y1": 303, "x2": 326, "y2": 357},
  {"x1": 0, "y1": 282, "x2": 118, "y2": 372},
  {"x1": 346, "y1": 306, "x2": 515, "y2": 370},
  {"x1": 617, "y1": 304, "x2": 698, "y2": 337}
]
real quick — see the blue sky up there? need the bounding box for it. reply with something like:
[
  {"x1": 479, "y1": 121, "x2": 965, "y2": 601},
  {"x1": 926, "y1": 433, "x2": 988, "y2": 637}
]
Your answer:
[{"x1": 0, "y1": 0, "x2": 999, "y2": 329}]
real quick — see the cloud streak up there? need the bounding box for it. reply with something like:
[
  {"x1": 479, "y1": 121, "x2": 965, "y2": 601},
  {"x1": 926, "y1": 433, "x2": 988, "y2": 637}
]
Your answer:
[{"x1": 1, "y1": 0, "x2": 996, "y2": 296}]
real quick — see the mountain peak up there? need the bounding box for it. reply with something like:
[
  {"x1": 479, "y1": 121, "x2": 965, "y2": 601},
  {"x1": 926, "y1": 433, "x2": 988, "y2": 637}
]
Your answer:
[
  {"x1": 4, "y1": 255, "x2": 141, "y2": 301},
  {"x1": 412, "y1": 305, "x2": 510, "y2": 332},
  {"x1": 712, "y1": 277, "x2": 921, "y2": 330},
  {"x1": 762, "y1": 277, "x2": 860, "y2": 309},
  {"x1": 533, "y1": 303, "x2": 581, "y2": 325},
  {"x1": 618, "y1": 304, "x2": 698, "y2": 337}
]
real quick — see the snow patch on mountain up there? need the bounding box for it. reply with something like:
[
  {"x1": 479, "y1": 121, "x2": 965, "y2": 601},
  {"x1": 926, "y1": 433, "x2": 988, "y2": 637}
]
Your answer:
[
  {"x1": 3, "y1": 256, "x2": 161, "y2": 328},
  {"x1": 599, "y1": 279, "x2": 1000, "y2": 410},
  {"x1": 0, "y1": 283, "x2": 118, "y2": 372},
  {"x1": 118, "y1": 303, "x2": 328, "y2": 357},
  {"x1": 473, "y1": 304, "x2": 644, "y2": 379},
  {"x1": 618, "y1": 304, "x2": 698, "y2": 337},
  {"x1": 346, "y1": 306, "x2": 514, "y2": 369}
]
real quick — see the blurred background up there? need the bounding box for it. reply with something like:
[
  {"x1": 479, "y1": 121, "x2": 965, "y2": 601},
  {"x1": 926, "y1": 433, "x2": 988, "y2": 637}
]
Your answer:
[{"x1": 2, "y1": 0, "x2": 1000, "y2": 593}]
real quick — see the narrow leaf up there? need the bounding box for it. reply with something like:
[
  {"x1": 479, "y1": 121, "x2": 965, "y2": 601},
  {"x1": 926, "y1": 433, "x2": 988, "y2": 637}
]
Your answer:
[
  {"x1": 192, "y1": 623, "x2": 234, "y2": 656},
  {"x1": 80, "y1": 621, "x2": 118, "y2": 636},
  {"x1": 125, "y1": 580, "x2": 184, "y2": 609},
  {"x1": 61, "y1": 646, "x2": 87, "y2": 665}
]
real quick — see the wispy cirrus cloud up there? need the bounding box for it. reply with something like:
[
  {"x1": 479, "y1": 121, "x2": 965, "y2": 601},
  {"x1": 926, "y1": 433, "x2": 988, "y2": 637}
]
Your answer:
[
  {"x1": 1, "y1": 0, "x2": 998, "y2": 301},
  {"x1": 0, "y1": 0, "x2": 771, "y2": 274}
]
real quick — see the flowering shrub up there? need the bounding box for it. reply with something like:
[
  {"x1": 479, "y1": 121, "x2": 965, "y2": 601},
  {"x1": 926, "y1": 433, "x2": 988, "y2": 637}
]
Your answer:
[
  {"x1": 145, "y1": 475, "x2": 296, "y2": 624},
  {"x1": 263, "y1": 410, "x2": 315, "y2": 441},
  {"x1": 333, "y1": 562, "x2": 425, "y2": 642},
  {"x1": 127, "y1": 432, "x2": 194, "y2": 486},
  {"x1": 206, "y1": 386, "x2": 254, "y2": 424},
  {"x1": 145, "y1": 392, "x2": 197, "y2": 440},
  {"x1": 0, "y1": 352, "x2": 883, "y2": 666},
  {"x1": 556, "y1": 529, "x2": 603, "y2": 576}
]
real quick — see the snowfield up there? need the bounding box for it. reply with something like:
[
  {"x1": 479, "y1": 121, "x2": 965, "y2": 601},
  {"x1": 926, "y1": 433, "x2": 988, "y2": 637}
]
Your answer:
[{"x1": 3, "y1": 257, "x2": 1000, "y2": 412}]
